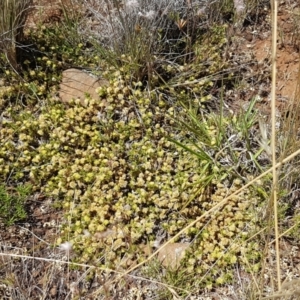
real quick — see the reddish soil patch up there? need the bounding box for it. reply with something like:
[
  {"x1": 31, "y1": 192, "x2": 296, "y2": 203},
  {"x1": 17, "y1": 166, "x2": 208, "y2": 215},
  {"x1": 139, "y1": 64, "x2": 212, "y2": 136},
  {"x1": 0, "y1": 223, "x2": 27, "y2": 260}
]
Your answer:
[
  {"x1": 253, "y1": 11, "x2": 299, "y2": 101},
  {"x1": 240, "y1": 1, "x2": 300, "y2": 114},
  {"x1": 25, "y1": 0, "x2": 81, "y2": 28}
]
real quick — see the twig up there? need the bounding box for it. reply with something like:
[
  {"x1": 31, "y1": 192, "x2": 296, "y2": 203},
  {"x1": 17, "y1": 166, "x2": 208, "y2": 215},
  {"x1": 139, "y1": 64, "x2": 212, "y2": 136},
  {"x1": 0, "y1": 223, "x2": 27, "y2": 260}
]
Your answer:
[{"x1": 270, "y1": 0, "x2": 281, "y2": 291}]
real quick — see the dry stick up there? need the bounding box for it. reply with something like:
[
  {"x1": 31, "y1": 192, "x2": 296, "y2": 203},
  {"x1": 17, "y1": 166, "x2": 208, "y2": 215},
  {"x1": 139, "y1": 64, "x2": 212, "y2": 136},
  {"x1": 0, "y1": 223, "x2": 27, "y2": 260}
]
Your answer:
[
  {"x1": 270, "y1": 0, "x2": 281, "y2": 291},
  {"x1": 112, "y1": 148, "x2": 300, "y2": 285}
]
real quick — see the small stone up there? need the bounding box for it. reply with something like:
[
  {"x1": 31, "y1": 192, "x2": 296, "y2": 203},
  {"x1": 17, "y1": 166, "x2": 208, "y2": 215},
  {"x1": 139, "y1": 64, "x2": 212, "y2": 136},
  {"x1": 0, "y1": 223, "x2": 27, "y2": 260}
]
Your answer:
[
  {"x1": 142, "y1": 242, "x2": 190, "y2": 270},
  {"x1": 50, "y1": 286, "x2": 57, "y2": 297},
  {"x1": 244, "y1": 33, "x2": 253, "y2": 42},
  {"x1": 59, "y1": 68, "x2": 108, "y2": 105}
]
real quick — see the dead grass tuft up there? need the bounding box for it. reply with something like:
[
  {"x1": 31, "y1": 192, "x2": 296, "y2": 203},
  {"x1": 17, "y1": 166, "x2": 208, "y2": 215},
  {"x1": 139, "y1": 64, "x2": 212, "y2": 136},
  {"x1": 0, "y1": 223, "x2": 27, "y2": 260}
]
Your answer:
[{"x1": 0, "y1": 0, "x2": 32, "y2": 71}]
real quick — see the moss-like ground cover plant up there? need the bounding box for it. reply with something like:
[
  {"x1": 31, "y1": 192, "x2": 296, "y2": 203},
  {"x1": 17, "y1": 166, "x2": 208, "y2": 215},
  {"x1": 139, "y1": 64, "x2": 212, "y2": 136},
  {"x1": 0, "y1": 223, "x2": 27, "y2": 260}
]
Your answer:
[{"x1": 0, "y1": 21, "x2": 265, "y2": 290}]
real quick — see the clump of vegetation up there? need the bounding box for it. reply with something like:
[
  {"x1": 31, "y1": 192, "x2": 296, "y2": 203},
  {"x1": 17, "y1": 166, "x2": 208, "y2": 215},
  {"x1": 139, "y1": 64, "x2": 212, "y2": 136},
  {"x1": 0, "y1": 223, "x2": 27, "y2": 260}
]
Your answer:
[
  {"x1": 0, "y1": 65, "x2": 265, "y2": 288},
  {"x1": 181, "y1": 179, "x2": 261, "y2": 287},
  {"x1": 84, "y1": 0, "x2": 211, "y2": 84},
  {"x1": 0, "y1": 184, "x2": 31, "y2": 225}
]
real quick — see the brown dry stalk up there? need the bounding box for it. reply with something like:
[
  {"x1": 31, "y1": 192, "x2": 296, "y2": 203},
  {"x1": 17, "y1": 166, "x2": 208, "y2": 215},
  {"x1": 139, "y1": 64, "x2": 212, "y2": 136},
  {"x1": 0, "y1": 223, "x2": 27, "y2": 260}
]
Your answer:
[{"x1": 270, "y1": 0, "x2": 281, "y2": 291}]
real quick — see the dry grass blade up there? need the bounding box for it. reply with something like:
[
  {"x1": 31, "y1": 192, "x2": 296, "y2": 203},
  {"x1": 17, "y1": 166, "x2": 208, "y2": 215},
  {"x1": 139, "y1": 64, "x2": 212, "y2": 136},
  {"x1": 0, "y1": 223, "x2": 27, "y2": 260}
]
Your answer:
[
  {"x1": 0, "y1": 252, "x2": 188, "y2": 295},
  {"x1": 270, "y1": 0, "x2": 281, "y2": 291},
  {"x1": 165, "y1": 286, "x2": 181, "y2": 300}
]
